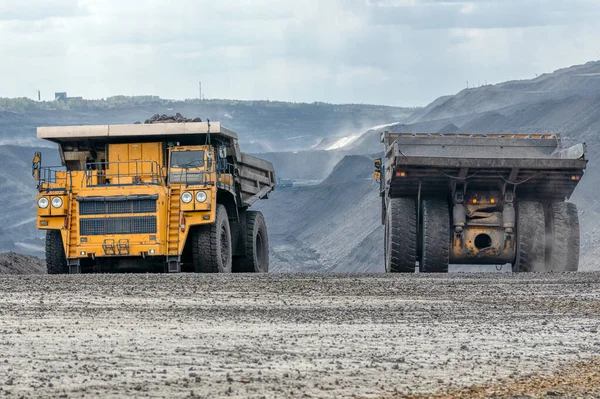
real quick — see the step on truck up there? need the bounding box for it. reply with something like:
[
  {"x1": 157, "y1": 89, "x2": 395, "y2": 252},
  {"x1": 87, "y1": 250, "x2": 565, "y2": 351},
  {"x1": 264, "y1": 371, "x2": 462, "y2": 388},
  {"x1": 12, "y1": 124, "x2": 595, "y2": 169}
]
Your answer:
[
  {"x1": 374, "y1": 132, "x2": 588, "y2": 273},
  {"x1": 33, "y1": 120, "x2": 275, "y2": 274}
]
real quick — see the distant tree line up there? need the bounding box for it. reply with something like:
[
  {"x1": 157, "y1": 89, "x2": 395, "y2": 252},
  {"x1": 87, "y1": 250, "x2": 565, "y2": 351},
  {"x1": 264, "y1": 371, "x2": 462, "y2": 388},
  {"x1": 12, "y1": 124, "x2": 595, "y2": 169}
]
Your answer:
[
  {"x1": 0, "y1": 96, "x2": 164, "y2": 111},
  {"x1": 0, "y1": 96, "x2": 418, "y2": 113}
]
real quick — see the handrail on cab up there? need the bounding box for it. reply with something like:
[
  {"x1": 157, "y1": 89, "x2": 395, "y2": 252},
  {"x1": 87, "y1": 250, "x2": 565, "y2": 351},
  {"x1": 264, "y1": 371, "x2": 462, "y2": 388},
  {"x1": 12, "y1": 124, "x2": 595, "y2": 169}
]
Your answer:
[
  {"x1": 84, "y1": 160, "x2": 164, "y2": 187},
  {"x1": 36, "y1": 166, "x2": 73, "y2": 193}
]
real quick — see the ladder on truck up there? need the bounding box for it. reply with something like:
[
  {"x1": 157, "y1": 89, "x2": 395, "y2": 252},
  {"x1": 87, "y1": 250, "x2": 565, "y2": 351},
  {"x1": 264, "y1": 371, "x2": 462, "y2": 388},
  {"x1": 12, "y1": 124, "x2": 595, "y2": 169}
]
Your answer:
[
  {"x1": 65, "y1": 193, "x2": 80, "y2": 273},
  {"x1": 166, "y1": 187, "x2": 182, "y2": 272}
]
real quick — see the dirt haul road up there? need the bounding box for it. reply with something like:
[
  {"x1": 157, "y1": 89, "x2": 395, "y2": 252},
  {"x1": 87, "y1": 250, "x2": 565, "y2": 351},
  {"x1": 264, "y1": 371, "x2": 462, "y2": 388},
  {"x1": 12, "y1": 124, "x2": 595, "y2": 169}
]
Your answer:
[{"x1": 1, "y1": 273, "x2": 599, "y2": 398}]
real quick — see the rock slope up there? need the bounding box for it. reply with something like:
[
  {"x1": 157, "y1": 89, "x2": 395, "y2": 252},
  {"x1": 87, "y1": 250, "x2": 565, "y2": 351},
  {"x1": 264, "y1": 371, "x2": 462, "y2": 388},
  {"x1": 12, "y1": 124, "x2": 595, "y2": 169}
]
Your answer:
[{"x1": 0, "y1": 252, "x2": 45, "y2": 274}]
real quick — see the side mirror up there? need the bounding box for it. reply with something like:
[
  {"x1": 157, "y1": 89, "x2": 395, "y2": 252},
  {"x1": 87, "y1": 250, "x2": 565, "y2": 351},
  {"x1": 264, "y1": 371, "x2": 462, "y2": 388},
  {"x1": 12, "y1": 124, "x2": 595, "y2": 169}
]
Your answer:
[
  {"x1": 374, "y1": 158, "x2": 382, "y2": 182},
  {"x1": 206, "y1": 151, "x2": 214, "y2": 170}
]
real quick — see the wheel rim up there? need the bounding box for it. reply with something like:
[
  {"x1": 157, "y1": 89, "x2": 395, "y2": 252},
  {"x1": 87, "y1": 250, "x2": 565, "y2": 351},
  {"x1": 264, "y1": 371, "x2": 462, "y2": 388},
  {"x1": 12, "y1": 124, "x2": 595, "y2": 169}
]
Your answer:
[{"x1": 220, "y1": 225, "x2": 230, "y2": 266}]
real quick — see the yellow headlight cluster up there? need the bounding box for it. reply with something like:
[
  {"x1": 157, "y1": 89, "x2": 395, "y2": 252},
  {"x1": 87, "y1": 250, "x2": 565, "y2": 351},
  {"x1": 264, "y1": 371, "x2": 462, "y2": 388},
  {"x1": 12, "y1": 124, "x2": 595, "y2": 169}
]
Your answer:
[
  {"x1": 182, "y1": 191, "x2": 208, "y2": 204},
  {"x1": 38, "y1": 196, "x2": 63, "y2": 208}
]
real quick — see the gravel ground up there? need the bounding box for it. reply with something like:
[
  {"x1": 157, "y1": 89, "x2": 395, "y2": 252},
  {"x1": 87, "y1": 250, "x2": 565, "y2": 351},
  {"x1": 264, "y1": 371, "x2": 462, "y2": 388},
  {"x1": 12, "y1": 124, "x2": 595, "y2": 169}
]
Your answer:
[
  {"x1": 0, "y1": 273, "x2": 599, "y2": 398},
  {"x1": 402, "y1": 357, "x2": 600, "y2": 398}
]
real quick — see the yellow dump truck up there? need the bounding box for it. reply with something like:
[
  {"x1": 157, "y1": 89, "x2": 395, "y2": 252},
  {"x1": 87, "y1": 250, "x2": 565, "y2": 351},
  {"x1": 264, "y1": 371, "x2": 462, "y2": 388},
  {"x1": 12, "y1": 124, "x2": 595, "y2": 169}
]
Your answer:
[
  {"x1": 375, "y1": 132, "x2": 588, "y2": 273},
  {"x1": 33, "y1": 120, "x2": 275, "y2": 274}
]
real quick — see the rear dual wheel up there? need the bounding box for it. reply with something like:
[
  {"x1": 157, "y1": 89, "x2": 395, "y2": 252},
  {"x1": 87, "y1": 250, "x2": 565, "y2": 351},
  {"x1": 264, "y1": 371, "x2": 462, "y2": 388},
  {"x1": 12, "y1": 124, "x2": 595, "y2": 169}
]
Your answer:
[
  {"x1": 514, "y1": 201, "x2": 546, "y2": 272},
  {"x1": 235, "y1": 211, "x2": 269, "y2": 273},
  {"x1": 548, "y1": 202, "x2": 579, "y2": 272},
  {"x1": 385, "y1": 198, "x2": 450, "y2": 273},
  {"x1": 192, "y1": 206, "x2": 269, "y2": 273},
  {"x1": 420, "y1": 200, "x2": 450, "y2": 273},
  {"x1": 514, "y1": 201, "x2": 579, "y2": 272},
  {"x1": 385, "y1": 198, "x2": 417, "y2": 273}
]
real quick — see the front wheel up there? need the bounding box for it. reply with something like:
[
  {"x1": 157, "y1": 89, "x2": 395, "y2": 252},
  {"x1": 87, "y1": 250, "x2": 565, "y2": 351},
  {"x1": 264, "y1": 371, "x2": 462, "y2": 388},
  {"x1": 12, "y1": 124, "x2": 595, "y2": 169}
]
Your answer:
[
  {"x1": 192, "y1": 205, "x2": 232, "y2": 273},
  {"x1": 46, "y1": 230, "x2": 68, "y2": 274}
]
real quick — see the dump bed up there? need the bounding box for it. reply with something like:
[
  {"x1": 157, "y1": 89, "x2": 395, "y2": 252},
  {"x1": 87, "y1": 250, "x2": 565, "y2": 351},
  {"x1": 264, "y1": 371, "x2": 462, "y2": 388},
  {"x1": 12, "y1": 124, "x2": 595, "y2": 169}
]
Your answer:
[
  {"x1": 238, "y1": 153, "x2": 276, "y2": 207},
  {"x1": 382, "y1": 132, "x2": 587, "y2": 200}
]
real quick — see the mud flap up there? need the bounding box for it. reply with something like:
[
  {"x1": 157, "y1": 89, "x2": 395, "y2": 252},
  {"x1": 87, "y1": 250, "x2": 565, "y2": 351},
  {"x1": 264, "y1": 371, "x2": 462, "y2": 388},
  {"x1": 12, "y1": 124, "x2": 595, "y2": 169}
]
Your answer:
[
  {"x1": 167, "y1": 256, "x2": 181, "y2": 273},
  {"x1": 68, "y1": 259, "x2": 81, "y2": 274}
]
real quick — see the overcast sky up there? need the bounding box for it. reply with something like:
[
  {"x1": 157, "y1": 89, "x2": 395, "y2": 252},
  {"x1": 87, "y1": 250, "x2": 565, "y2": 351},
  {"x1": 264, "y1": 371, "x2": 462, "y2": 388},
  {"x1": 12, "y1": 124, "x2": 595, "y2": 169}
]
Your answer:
[{"x1": 1, "y1": 0, "x2": 600, "y2": 106}]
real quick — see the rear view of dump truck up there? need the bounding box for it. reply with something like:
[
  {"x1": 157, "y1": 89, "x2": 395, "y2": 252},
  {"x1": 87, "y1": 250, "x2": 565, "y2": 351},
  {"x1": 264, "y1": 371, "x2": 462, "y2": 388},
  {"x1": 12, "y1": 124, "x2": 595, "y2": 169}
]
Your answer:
[
  {"x1": 33, "y1": 120, "x2": 275, "y2": 274},
  {"x1": 374, "y1": 132, "x2": 587, "y2": 273}
]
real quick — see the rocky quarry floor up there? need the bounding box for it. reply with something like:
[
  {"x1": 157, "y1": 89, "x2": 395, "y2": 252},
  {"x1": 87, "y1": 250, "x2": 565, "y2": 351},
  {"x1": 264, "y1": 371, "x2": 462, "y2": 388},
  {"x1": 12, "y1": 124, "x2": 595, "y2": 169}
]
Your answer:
[{"x1": 0, "y1": 272, "x2": 599, "y2": 398}]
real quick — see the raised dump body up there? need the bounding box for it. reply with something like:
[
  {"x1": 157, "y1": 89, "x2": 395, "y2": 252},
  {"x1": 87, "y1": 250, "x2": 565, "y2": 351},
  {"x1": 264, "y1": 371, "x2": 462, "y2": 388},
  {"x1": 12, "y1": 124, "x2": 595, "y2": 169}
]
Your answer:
[
  {"x1": 375, "y1": 132, "x2": 587, "y2": 273},
  {"x1": 34, "y1": 121, "x2": 275, "y2": 274}
]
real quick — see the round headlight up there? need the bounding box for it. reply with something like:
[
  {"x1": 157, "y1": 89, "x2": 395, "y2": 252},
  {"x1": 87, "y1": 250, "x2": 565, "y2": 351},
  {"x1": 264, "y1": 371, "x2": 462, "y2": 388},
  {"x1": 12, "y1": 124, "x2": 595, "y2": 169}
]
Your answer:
[
  {"x1": 38, "y1": 197, "x2": 49, "y2": 209},
  {"x1": 196, "y1": 191, "x2": 207, "y2": 203},
  {"x1": 181, "y1": 192, "x2": 193, "y2": 203},
  {"x1": 51, "y1": 197, "x2": 63, "y2": 208}
]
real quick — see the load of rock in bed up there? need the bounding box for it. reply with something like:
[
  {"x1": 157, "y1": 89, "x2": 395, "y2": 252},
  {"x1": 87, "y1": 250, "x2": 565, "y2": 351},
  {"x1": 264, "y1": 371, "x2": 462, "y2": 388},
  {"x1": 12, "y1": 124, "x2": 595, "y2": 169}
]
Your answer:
[{"x1": 136, "y1": 113, "x2": 203, "y2": 124}]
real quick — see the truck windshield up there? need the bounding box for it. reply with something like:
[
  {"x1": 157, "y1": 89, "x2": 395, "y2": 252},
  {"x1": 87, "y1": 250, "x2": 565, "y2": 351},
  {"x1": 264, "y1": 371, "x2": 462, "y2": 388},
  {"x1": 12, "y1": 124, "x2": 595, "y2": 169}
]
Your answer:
[{"x1": 171, "y1": 151, "x2": 205, "y2": 168}]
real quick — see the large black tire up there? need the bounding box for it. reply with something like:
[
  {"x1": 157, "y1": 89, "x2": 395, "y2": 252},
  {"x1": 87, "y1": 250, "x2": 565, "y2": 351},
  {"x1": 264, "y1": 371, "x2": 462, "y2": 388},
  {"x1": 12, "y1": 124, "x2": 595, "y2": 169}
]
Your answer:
[
  {"x1": 385, "y1": 198, "x2": 417, "y2": 273},
  {"x1": 46, "y1": 230, "x2": 68, "y2": 274},
  {"x1": 237, "y1": 211, "x2": 269, "y2": 273},
  {"x1": 514, "y1": 201, "x2": 546, "y2": 272},
  {"x1": 547, "y1": 202, "x2": 579, "y2": 272},
  {"x1": 192, "y1": 205, "x2": 232, "y2": 273},
  {"x1": 421, "y1": 199, "x2": 450, "y2": 273}
]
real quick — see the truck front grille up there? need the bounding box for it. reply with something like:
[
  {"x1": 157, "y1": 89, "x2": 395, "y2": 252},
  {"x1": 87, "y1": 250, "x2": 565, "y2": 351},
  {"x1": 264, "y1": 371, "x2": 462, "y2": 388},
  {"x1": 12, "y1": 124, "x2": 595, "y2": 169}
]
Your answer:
[
  {"x1": 79, "y1": 198, "x2": 157, "y2": 215},
  {"x1": 80, "y1": 216, "x2": 157, "y2": 235}
]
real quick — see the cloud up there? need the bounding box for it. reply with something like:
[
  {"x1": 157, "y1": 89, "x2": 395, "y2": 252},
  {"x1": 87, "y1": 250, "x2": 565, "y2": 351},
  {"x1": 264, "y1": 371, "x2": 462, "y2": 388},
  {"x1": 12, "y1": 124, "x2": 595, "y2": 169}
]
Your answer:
[
  {"x1": 368, "y1": 0, "x2": 600, "y2": 29},
  {"x1": 0, "y1": 0, "x2": 599, "y2": 106},
  {"x1": 0, "y1": 0, "x2": 88, "y2": 21}
]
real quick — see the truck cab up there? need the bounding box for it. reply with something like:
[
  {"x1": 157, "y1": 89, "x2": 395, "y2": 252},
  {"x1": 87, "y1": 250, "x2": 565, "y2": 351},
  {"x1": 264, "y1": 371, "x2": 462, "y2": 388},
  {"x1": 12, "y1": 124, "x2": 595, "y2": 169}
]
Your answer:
[{"x1": 169, "y1": 145, "x2": 212, "y2": 184}]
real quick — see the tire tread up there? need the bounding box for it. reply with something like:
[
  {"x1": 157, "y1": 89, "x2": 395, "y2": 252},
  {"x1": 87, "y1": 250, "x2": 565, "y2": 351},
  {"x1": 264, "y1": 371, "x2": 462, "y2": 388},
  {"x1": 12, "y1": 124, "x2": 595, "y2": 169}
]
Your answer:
[
  {"x1": 387, "y1": 198, "x2": 417, "y2": 273},
  {"x1": 46, "y1": 230, "x2": 68, "y2": 274},
  {"x1": 192, "y1": 205, "x2": 230, "y2": 273},
  {"x1": 421, "y1": 200, "x2": 450, "y2": 273},
  {"x1": 239, "y1": 211, "x2": 269, "y2": 273},
  {"x1": 548, "y1": 202, "x2": 579, "y2": 272},
  {"x1": 515, "y1": 201, "x2": 546, "y2": 272}
]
